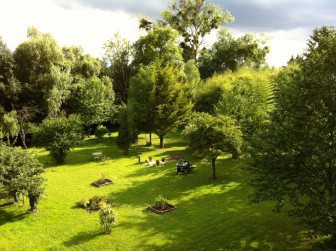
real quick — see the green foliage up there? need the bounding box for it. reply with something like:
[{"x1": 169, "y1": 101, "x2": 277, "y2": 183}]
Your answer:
[
  {"x1": 183, "y1": 113, "x2": 242, "y2": 179},
  {"x1": 0, "y1": 37, "x2": 19, "y2": 111},
  {"x1": 194, "y1": 73, "x2": 232, "y2": 113},
  {"x1": 77, "y1": 198, "x2": 89, "y2": 208},
  {"x1": 130, "y1": 62, "x2": 193, "y2": 148},
  {"x1": 94, "y1": 125, "x2": 109, "y2": 142},
  {"x1": 128, "y1": 64, "x2": 156, "y2": 144},
  {"x1": 103, "y1": 33, "x2": 133, "y2": 104},
  {"x1": 99, "y1": 204, "x2": 117, "y2": 235},
  {"x1": 1, "y1": 110, "x2": 19, "y2": 142},
  {"x1": 152, "y1": 63, "x2": 193, "y2": 148},
  {"x1": 154, "y1": 194, "x2": 169, "y2": 209},
  {"x1": 199, "y1": 29, "x2": 269, "y2": 78},
  {"x1": 214, "y1": 68, "x2": 275, "y2": 147},
  {"x1": 182, "y1": 60, "x2": 202, "y2": 98},
  {"x1": 248, "y1": 26, "x2": 336, "y2": 238},
  {"x1": 0, "y1": 144, "x2": 45, "y2": 211},
  {"x1": 132, "y1": 27, "x2": 184, "y2": 69},
  {"x1": 194, "y1": 68, "x2": 274, "y2": 149},
  {"x1": 63, "y1": 46, "x2": 101, "y2": 79},
  {"x1": 116, "y1": 105, "x2": 138, "y2": 155},
  {"x1": 65, "y1": 76, "x2": 115, "y2": 126},
  {"x1": 162, "y1": 0, "x2": 234, "y2": 61},
  {"x1": 13, "y1": 27, "x2": 68, "y2": 119},
  {"x1": 34, "y1": 114, "x2": 84, "y2": 164},
  {"x1": 78, "y1": 195, "x2": 109, "y2": 211},
  {"x1": 89, "y1": 196, "x2": 108, "y2": 211}
]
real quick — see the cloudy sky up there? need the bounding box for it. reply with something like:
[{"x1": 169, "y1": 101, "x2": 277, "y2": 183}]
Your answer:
[{"x1": 0, "y1": 0, "x2": 335, "y2": 67}]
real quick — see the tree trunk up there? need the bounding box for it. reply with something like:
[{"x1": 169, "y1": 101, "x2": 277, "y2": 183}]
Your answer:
[
  {"x1": 159, "y1": 135, "x2": 164, "y2": 148},
  {"x1": 232, "y1": 150, "x2": 239, "y2": 159},
  {"x1": 13, "y1": 192, "x2": 20, "y2": 203},
  {"x1": 124, "y1": 145, "x2": 129, "y2": 155},
  {"x1": 19, "y1": 127, "x2": 27, "y2": 150},
  {"x1": 149, "y1": 132, "x2": 152, "y2": 146},
  {"x1": 29, "y1": 195, "x2": 37, "y2": 211},
  {"x1": 212, "y1": 157, "x2": 217, "y2": 180}
]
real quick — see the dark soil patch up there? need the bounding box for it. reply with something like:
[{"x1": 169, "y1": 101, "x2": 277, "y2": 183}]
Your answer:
[
  {"x1": 148, "y1": 204, "x2": 176, "y2": 214},
  {"x1": 91, "y1": 178, "x2": 114, "y2": 187}
]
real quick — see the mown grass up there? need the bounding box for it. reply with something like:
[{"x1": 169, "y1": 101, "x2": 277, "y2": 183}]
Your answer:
[{"x1": 0, "y1": 132, "x2": 324, "y2": 250}]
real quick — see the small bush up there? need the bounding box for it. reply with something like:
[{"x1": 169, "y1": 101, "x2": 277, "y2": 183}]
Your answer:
[
  {"x1": 154, "y1": 195, "x2": 169, "y2": 210},
  {"x1": 78, "y1": 195, "x2": 108, "y2": 212},
  {"x1": 89, "y1": 195, "x2": 108, "y2": 211},
  {"x1": 99, "y1": 204, "x2": 117, "y2": 234},
  {"x1": 77, "y1": 198, "x2": 89, "y2": 208},
  {"x1": 95, "y1": 125, "x2": 109, "y2": 142}
]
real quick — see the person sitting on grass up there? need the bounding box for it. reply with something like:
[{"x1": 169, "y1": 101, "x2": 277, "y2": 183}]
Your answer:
[{"x1": 145, "y1": 156, "x2": 155, "y2": 167}]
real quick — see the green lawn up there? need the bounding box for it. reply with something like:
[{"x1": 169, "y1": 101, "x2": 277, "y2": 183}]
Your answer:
[{"x1": 0, "y1": 132, "x2": 322, "y2": 250}]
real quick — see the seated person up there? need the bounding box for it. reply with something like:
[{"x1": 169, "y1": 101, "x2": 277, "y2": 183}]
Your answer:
[{"x1": 145, "y1": 156, "x2": 155, "y2": 166}]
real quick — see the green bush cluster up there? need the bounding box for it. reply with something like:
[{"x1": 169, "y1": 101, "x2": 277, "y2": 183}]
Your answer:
[{"x1": 94, "y1": 125, "x2": 109, "y2": 142}]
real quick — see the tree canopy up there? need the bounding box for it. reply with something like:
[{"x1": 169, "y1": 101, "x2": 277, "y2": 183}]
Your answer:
[
  {"x1": 34, "y1": 114, "x2": 84, "y2": 164},
  {"x1": 198, "y1": 29, "x2": 269, "y2": 79},
  {"x1": 248, "y1": 26, "x2": 336, "y2": 239},
  {"x1": 162, "y1": 0, "x2": 234, "y2": 61},
  {"x1": 183, "y1": 113, "x2": 242, "y2": 179},
  {"x1": 0, "y1": 144, "x2": 45, "y2": 211}
]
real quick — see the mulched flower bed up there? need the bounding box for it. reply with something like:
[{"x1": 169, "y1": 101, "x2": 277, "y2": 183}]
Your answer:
[
  {"x1": 92, "y1": 178, "x2": 114, "y2": 187},
  {"x1": 148, "y1": 204, "x2": 176, "y2": 214}
]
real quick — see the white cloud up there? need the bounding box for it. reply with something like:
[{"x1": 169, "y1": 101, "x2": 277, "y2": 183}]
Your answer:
[
  {"x1": 0, "y1": 0, "x2": 140, "y2": 57},
  {"x1": 0, "y1": 0, "x2": 313, "y2": 67},
  {"x1": 266, "y1": 29, "x2": 308, "y2": 67}
]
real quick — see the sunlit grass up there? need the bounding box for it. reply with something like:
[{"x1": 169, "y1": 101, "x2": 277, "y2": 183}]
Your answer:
[{"x1": 0, "y1": 132, "x2": 322, "y2": 250}]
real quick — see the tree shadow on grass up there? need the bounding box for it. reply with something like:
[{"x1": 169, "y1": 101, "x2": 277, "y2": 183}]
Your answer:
[
  {"x1": 0, "y1": 207, "x2": 28, "y2": 226},
  {"x1": 115, "y1": 189, "x2": 311, "y2": 250},
  {"x1": 62, "y1": 230, "x2": 101, "y2": 247},
  {"x1": 106, "y1": 155, "x2": 316, "y2": 250}
]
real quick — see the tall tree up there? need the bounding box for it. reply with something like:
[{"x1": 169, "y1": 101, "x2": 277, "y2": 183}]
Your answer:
[
  {"x1": 62, "y1": 46, "x2": 115, "y2": 128},
  {"x1": 129, "y1": 62, "x2": 192, "y2": 148},
  {"x1": 130, "y1": 27, "x2": 185, "y2": 146},
  {"x1": 183, "y1": 113, "x2": 242, "y2": 179},
  {"x1": 128, "y1": 64, "x2": 156, "y2": 145},
  {"x1": 214, "y1": 68, "x2": 275, "y2": 146},
  {"x1": 13, "y1": 27, "x2": 70, "y2": 119},
  {"x1": 65, "y1": 76, "x2": 114, "y2": 127},
  {"x1": 116, "y1": 105, "x2": 138, "y2": 155},
  {"x1": 248, "y1": 26, "x2": 336, "y2": 240},
  {"x1": 198, "y1": 29, "x2": 269, "y2": 79},
  {"x1": 132, "y1": 27, "x2": 184, "y2": 69},
  {"x1": 162, "y1": 0, "x2": 234, "y2": 61},
  {"x1": 152, "y1": 63, "x2": 193, "y2": 148},
  {"x1": 0, "y1": 37, "x2": 19, "y2": 111},
  {"x1": 103, "y1": 33, "x2": 133, "y2": 104}
]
